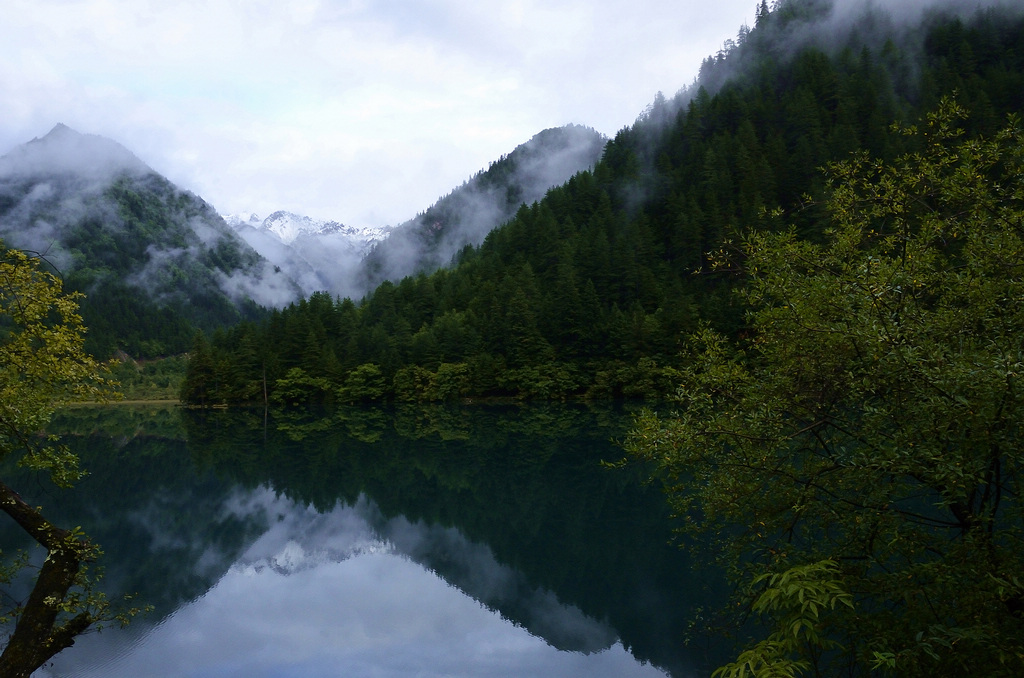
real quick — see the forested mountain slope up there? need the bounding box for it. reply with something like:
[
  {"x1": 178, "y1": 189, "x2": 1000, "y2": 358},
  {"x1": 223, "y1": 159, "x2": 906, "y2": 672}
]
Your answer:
[
  {"x1": 356, "y1": 124, "x2": 606, "y2": 293},
  {"x1": 0, "y1": 125, "x2": 299, "y2": 357},
  {"x1": 183, "y1": 0, "x2": 1024, "y2": 405}
]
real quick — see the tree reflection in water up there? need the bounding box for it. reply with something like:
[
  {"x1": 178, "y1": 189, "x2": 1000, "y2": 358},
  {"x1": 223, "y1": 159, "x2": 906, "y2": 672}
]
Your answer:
[{"x1": 0, "y1": 403, "x2": 726, "y2": 677}]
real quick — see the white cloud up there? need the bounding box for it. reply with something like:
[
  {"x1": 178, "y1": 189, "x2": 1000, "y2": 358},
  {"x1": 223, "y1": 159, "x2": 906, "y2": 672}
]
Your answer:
[{"x1": 0, "y1": 0, "x2": 760, "y2": 228}]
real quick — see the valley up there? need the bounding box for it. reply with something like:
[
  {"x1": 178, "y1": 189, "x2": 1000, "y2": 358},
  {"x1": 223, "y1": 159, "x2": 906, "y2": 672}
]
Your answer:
[{"x1": 1, "y1": 1, "x2": 1023, "y2": 675}]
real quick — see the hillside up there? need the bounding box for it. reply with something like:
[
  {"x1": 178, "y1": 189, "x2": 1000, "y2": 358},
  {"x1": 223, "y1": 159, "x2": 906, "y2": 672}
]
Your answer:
[
  {"x1": 356, "y1": 124, "x2": 607, "y2": 293},
  {"x1": 0, "y1": 125, "x2": 300, "y2": 357},
  {"x1": 182, "y1": 0, "x2": 1024, "y2": 406}
]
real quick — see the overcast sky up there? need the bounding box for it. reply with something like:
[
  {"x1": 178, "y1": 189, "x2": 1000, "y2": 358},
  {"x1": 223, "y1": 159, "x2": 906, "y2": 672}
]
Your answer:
[{"x1": 1, "y1": 0, "x2": 757, "y2": 228}]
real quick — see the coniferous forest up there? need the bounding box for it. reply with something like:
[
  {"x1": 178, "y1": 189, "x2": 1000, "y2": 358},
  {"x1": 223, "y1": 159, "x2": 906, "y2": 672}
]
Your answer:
[{"x1": 180, "y1": 2, "x2": 1024, "y2": 408}]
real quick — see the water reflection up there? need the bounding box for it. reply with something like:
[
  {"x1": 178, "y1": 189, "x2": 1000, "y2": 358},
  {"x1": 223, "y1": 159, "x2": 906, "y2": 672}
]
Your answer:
[
  {"x1": 40, "y1": 492, "x2": 664, "y2": 678},
  {"x1": 7, "y1": 404, "x2": 724, "y2": 677}
]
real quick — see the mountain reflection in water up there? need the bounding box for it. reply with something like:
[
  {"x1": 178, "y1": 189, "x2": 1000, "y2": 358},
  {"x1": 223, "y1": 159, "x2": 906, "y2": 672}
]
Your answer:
[{"x1": 6, "y1": 404, "x2": 724, "y2": 677}]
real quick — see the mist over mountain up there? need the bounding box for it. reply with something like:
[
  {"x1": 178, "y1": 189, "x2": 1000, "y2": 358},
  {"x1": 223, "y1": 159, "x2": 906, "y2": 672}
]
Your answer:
[
  {"x1": 617, "y1": 0, "x2": 1024, "y2": 140},
  {"x1": 0, "y1": 124, "x2": 300, "y2": 356},
  {"x1": 223, "y1": 211, "x2": 394, "y2": 299},
  {"x1": 221, "y1": 124, "x2": 605, "y2": 301},
  {"x1": 0, "y1": 120, "x2": 604, "y2": 356},
  {"x1": 4, "y1": 0, "x2": 1019, "y2": 367},
  {"x1": 0, "y1": 123, "x2": 151, "y2": 185},
  {"x1": 357, "y1": 124, "x2": 607, "y2": 293},
  {"x1": 223, "y1": 210, "x2": 390, "y2": 248}
]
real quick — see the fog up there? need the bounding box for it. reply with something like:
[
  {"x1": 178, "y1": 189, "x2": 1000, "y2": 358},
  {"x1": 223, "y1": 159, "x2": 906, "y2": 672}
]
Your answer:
[
  {"x1": 0, "y1": 123, "x2": 150, "y2": 184},
  {"x1": 692, "y1": 0, "x2": 1024, "y2": 101},
  {"x1": 219, "y1": 124, "x2": 606, "y2": 302},
  {"x1": 355, "y1": 124, "x2": 606, "y2": 296},
  {"x1": 227, "y1": 221, "x2": 334, "y2": 298},
  {"x1": 0, "y1": 124, "x2": 304, "y2": 308}
]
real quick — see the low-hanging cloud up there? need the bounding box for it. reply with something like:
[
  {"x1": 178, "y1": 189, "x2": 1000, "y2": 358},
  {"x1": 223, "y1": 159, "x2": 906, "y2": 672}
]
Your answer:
[
  {"x1": 691, "y1": 0, "x2": 1024, "y2": 103},
  {"x1": 354, "y1": 124, "x2": 607, "y2": 296},
  {"x1": 0, "y1": 123, "x2": 150, "y2": 188},
  {"x1": 218, "y1": 258, "x2": 304, "y2": 309},
  {"x1": 227, "y1": 215, "x2": 372, "y2": 300}
]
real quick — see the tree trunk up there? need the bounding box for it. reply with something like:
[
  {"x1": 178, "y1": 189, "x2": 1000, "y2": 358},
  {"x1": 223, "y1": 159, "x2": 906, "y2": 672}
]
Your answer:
[{"x1": 0, "y1": 480, "x2": 96, "y2": 678}]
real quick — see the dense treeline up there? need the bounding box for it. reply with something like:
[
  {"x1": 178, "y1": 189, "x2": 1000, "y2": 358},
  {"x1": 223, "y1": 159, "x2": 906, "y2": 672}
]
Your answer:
[
  {"x1": 182, "y1": 1, "x2": 1024, "y2": 406},
  {"x1": 629, "y1": 98, "x2": 1024, "y2": 677}
]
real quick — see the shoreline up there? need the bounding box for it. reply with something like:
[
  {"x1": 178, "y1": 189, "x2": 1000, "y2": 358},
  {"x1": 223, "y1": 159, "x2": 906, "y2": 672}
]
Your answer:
[{"x1": 63, "y1": 399, "x2": 181, "y2": 407}]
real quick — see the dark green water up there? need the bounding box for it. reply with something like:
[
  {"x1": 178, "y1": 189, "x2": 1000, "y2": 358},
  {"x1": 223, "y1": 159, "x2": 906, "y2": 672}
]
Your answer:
[{"x1": 4, "y1": 403, "x2": 726, "y2": 677}]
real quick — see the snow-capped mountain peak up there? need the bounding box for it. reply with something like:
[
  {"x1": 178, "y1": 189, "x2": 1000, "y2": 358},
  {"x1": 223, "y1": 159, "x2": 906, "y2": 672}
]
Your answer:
[
  {"x1": 222, "y1": 212, "x2": 264, "y2": 230},
  {"x1": 223, "y1": 210, "x2": 390, "y2": 247},
  {"x1": 262, "y1": 210, "x2": 342, "y2": 244},
  {"x1": 221, "y1": 209, "x2": 395, "y2": 299}
]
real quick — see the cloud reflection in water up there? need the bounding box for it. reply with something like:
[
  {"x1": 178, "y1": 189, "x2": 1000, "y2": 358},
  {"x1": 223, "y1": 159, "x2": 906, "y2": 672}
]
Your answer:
[{"x1": 40, "y1": 490, "x2": 668, "y2": 678}]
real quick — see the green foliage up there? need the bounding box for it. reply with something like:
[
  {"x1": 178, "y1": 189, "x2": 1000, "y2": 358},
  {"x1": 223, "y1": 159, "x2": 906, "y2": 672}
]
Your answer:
[
  {"x1": 338, "y1": 363, "x2": 387, "y2": 403},
  {"x1": 0, "y1": 246, "x2": 117, "y2": 483},
  {"x1": 433, "y1": 362, "x2": 470, "y2": 400},
  {"x1": 713, "y1": 561, "x2": 853, "y2": 678},
  {"x1": 178, "y1": 331, "x2": 219, "y2": 406},
  {"x1": 271, "y1": 367, "x2": 333, "y2": 406},
  {"x1": 0, "y1": 244, "x2": 144, "y2": 676},
  {"x1": 392, "y1": 365, "x2": 437, "y2": 402},
  {"x1": 499, "y1": 362, "x2": 582, "y2": 400},
  {"x1": 0, "y1": 162, "x2": 271, "y2": 360},
  {"x1": 627, "y1": 101, "x2": 1024, "y2": 676},
  {"x1": 103, "y1": 355, "x2": 187, "y2": 401}
]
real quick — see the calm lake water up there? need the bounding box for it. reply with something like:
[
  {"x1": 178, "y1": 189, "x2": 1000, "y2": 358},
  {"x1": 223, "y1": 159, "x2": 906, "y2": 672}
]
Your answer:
[{"x1": 4, "y1": 403, "x2": 726, "y2": 677}]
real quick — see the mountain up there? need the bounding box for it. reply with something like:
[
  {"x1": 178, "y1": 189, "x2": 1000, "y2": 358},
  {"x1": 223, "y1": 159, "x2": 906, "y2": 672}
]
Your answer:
[
  {"x1": 0, "y1": 123, "x2": 150, "y2": 183},
  {"x1": 224, "y1": 210, "x2": 388, "y2": 247},
  {"x1": 0, "y1": 121, "x2": 603, "y2": 356},
  {"x1": 223, "y1": 211, "x2": 393, "y2": 298},
  {"x1": 0, "y1": 125, "x2": 301, "y2": 357},
  {"x1": 221, "y1": 124, "x2": 605, "y2": 300},
  {"x1": 184, "y1": 0, "x2": 1024, "y2": 405},
  {"x1": 357, "y1": 124, "x2": 607, "y2": 292}
]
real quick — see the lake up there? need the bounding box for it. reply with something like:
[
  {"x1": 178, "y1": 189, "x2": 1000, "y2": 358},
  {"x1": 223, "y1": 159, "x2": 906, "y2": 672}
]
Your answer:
[{"x1": 3, "y1": 403, "x2": 727, "y2": 677}]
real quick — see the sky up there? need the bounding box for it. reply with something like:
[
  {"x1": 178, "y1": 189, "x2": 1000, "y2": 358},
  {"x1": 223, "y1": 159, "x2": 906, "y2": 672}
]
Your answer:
[{"x1": 0, "y1": 0, "x2": 758, "y2": 229}]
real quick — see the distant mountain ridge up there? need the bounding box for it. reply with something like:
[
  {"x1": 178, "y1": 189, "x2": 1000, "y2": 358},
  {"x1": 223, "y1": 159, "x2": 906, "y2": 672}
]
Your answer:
[
  {"x1": 0, "y1": 120, "x2": 608, "y2": 350},
  {"x1": 223, "y1": 210, "x2": 391, "y2": 249}
]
